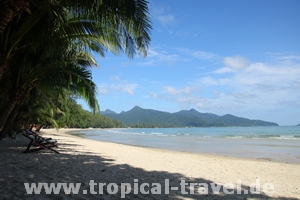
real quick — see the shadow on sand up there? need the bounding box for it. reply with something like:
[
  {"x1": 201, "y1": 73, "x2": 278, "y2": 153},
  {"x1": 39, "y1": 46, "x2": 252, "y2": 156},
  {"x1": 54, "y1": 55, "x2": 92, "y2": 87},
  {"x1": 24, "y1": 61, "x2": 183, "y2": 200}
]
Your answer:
[{"x1": 0, "y1": 135, "x2": 297, "y2": 200}]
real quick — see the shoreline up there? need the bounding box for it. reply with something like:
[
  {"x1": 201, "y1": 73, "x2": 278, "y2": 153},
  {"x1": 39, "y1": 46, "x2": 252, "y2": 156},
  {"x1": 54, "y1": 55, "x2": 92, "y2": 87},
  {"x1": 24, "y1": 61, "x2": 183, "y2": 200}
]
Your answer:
[
  {"x1": 0, "y1": 128, "x2": 299, "y2": 199},
  {"x1": 63, "y1": 127, "x2": 300, "y2": 164},
  {"x1": 54, "y1": 128, "x2": 256, "y2": 162},
  {"x1": 48, "y1": 128, "x2": 300, "y2": 197}
]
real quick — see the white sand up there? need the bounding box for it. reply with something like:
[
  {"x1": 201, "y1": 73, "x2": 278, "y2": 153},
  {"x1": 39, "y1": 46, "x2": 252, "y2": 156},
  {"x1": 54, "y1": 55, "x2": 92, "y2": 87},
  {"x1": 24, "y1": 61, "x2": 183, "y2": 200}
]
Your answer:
[{"x1": 0, "y1": 128, "x2": 299, "y2": 199}]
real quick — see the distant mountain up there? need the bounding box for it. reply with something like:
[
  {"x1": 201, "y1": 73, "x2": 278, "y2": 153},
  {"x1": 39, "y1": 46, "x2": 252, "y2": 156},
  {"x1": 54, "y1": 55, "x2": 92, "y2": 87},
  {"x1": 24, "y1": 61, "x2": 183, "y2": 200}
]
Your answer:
[
  {"x1": 101, "y1": 109, "x2": 117, "y2": 115},
  {"x1": 101, "y1": 106, "x2": 279, "y2": 127}
]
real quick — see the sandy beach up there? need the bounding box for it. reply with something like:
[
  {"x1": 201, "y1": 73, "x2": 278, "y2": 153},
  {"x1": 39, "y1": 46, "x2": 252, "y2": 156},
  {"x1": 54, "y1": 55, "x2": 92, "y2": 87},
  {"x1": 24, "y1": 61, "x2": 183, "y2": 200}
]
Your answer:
[{"x1": 0, "y1": 128, "x2": 299, "y2": 199}]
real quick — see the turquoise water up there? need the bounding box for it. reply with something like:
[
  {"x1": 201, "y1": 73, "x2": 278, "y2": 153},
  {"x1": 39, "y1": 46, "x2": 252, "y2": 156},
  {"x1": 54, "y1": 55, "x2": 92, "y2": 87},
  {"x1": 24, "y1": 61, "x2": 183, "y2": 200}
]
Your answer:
[{"x1": 70, "y1": 126, "x2": 300, "y2": 163}]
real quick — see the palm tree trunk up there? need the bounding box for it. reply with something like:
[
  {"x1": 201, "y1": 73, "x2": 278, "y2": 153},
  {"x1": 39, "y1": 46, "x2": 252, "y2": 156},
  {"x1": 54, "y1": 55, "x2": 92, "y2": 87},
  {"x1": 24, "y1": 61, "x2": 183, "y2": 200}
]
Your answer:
[
  {"x1": 0, "y1": 54, "x2": 9, "y2": 80},
  {"x1": 0, "y1": 0, "x2": 31, "y2": 34},
  {"x1": 0, "y1": 1, "x2": 14, "y2": 34},
  {"x1": 0, "y1": 88, "x2": 28, "y2": 139},
  {"x1": 0, "y1": 95, "x2": 19, "y2": 139},
  {"x1": 1, "y1": 98, "x2": 24, "y2": 136}
]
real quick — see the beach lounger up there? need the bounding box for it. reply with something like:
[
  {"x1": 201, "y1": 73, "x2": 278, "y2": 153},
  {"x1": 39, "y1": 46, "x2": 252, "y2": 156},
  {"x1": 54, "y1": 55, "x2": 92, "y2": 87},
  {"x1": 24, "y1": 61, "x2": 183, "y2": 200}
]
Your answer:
[{"x1": 22, "y1": 130, "x2": 59, "y2": 154}]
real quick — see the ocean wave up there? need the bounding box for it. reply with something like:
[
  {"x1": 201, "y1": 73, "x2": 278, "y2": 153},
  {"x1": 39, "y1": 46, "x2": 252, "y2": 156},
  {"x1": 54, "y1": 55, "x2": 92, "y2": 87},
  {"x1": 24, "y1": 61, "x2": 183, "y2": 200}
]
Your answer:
[
  {"x1": 149, "y1": 132, "x2": 164, "y2": 135},
  {"x1": 272, "y1": 136, "x2": 300, "y2": 140},
  {"x1": 225, "y1": 136, "x2": 244, "y2": 139},
  {"x1": 102, "y1": 129, "x2": 300, "y2": 140},
  {"x1": 222, "y1": 134, "x2": 300, "y2": 140}
]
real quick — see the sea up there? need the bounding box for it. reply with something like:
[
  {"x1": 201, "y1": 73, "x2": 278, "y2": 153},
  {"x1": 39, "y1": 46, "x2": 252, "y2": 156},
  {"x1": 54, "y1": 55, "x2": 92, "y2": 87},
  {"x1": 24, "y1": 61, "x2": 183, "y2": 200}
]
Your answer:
[{"x1": 69, "y1": 126, "x2": 300, "y2": 163}]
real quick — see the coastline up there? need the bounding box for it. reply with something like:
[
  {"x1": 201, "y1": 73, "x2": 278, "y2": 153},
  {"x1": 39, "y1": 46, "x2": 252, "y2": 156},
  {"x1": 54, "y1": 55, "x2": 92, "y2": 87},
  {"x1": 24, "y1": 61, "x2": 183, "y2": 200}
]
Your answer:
[
  {"x1": 66, "y1": 127, "x2": 300, "y2": 164},
  {"x1": 0, "y1": 128, "x2": 299, "y2": 199}
]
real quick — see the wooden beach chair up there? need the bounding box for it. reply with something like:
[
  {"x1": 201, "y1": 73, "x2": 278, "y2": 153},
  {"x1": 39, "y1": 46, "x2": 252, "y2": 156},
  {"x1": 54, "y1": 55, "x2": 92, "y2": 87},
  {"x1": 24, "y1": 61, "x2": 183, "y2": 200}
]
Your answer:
[{"x1": 22, "y1": 130, "x2": 59, "y2": 154}]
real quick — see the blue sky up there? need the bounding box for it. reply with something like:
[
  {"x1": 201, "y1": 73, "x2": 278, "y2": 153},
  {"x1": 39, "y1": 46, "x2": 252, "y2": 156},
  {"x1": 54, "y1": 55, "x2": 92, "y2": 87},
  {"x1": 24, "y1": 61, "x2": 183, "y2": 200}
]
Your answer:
[{"x1": 80, "y1": 0, "x2": 300, "y2": 125}]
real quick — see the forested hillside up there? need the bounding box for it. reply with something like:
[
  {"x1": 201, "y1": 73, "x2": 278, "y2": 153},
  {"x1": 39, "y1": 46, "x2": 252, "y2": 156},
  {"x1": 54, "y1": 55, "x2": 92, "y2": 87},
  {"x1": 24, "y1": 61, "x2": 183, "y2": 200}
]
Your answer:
[
  {"x1": 102, "y1": 106, "x2": 278, "y2": 127},
  {"x1": 53, "y1": 98, "x2": 123, "y2": 129}
]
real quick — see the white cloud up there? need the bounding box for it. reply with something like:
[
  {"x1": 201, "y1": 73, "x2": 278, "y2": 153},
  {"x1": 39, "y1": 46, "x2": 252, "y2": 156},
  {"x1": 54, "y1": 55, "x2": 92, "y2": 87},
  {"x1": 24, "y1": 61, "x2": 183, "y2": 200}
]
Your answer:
[
  {"x1": 289, "y1": 81, "x2": 300, "y2": 89},
  {"x1": 195, "y1": 61, "x2": 300, "y2": 114},
  {"x1": 111, "y1": 83, "x2": 138, "y2": 95},
  {"x1": 98, "y1": 87, "x2": 108, "y2": 94},
  {"x1": 140, "y1": 47, "x2": 188, "y2": 66},
  {"x1": 267, "y1": 52, "x2": 300, "y2": 62},
  {"x1": 98, "y1": 77, "x2": 139, "y2": 95},
  {"x1": 223, "y1": 56, "x2": 250, "y2": 70},
  {"x1": 149, "y1": 92, "x2": 158, "y2": 98},
  {"x1": 177, "y1": 96, "x2": 211, "y2": 110},
  {"x1": 151, "y1": 3, "x2": 175, "y2": 26},
  {"x1": 110, "y1": 75, "x2": 120, "y2": 81},
  {"x1": 279, "y1": 55, "x2": 300, "y2": 61},
  {"x1": 134, "y1": 45, "x2": 299, "y2": 124},
  {"x1": 147, "y1": 55, "x2": 300, "y2": 124},
  {"x1": 163, "y1": 86, "x2": 180, "y2": 95},
  {"x1": 199, "y1": 76, "x2": 231, "y2": 86},
  {"x1": 234, "y1": 62, "x2": 300, "y2": 88},
  {"x1": 163, "y1": 86, "x2": 199, "y2": 95},
  {"x1": 168, "y1": 30, "x2": 199, "y2": 38},
  {"x1": 140, "y1": 47, "x2": 220, "y2": 67},
  {"x1": 214, "y1": 67, "x2": 234, "y2": 74},
  {"x1": 175, "y1": 48, "x2": 219, "y2": 61},
  {"x1": 192, "y1": 51, "x2": 217, "y2": 60},
  {"x1": 157, "y1": 15, "x2": 175, "y2": 26}
]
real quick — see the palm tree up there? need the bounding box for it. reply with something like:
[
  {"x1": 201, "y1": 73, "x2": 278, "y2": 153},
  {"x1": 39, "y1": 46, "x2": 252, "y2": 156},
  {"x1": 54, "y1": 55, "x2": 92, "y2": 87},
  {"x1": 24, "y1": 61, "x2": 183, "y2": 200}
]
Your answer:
[
  {"x1": 0, "y1": 41, "x2": 99, "y2": 138},
  {"x1": 0, "y1": 0, "x2": 31, "y2": 34},
  {"x1": 0, "y1": 0, "x2": 152, "y2": 138},
  {"x1": 0, "y1": 0, "x2": 151, "y2": 78},
  {"x1": 0, "y1": 0, "x2": 33, "y2": 79},
  {"x1": 6, "y1": 88, "x2": 65, "y2": 134}
]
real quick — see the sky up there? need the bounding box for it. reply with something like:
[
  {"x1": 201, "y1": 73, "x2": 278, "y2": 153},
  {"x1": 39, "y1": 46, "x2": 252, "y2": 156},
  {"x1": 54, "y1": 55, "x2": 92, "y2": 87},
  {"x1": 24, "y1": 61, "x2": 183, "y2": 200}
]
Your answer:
[{"x1": 80, "y1": 0, "x2": 300, "y2": 126}]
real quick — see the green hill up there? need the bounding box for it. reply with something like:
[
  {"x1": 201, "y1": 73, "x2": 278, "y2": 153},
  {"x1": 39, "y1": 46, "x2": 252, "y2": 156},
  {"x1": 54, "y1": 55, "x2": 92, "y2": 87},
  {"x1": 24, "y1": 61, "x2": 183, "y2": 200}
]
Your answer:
[{"x1": 101, "y1": 106, "x2": 278, "y2": 127}]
